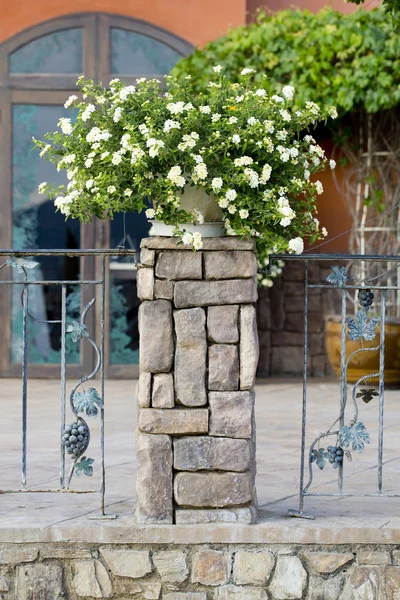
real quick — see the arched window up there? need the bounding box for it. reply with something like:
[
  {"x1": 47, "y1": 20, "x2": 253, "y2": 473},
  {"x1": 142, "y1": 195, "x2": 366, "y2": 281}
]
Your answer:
[{"x1": 0, "y1": 14, "x2": 193, "y2": 377}]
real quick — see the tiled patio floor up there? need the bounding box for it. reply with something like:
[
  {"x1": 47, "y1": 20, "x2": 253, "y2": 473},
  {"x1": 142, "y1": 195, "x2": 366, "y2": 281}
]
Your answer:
[{"x1": 1, "y1": 377, "x2": 400, "y2": 543}]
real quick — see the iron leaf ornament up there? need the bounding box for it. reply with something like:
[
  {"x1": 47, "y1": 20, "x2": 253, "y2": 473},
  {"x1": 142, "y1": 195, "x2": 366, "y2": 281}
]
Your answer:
[
  {"x1": 67, "y1": 321, "x2": 89, "y2": 343},
  {"x1": 347, "y1": 310, "x2": 379, "y2": 342},
  {"x1": 6, "y1": 258, "x2": 39, "y2": 273},
  {"x1": 327, "y1": 266, "x2": 348, "y2": 288},
  {"x1": 75, "y1": 456, "x2": 94, "y2": 477},
  {"x1": 311, "y1": 448, "x2": 329, "y2": 470},
  {"x1": 73, "y1": 388, "x2": 104, "y2": 417},
  {"x1": 357, "y1": 388, "x2": 379, "y2": 404},
  {"x1": 339, "y1": 421, "x2": 371, "y2": 453}
]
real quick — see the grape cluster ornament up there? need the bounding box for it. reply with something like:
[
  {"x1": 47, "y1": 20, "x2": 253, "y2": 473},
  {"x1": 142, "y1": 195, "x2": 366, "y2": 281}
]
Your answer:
[{"x1": 62, "y1": 420, "x2": 90, "y2": 458}]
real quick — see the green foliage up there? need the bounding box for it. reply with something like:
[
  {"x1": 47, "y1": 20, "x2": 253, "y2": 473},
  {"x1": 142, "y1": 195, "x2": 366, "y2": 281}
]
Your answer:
[
  {"x1": 172, "y1": 7, "x2": 400, "y2": 117},
  {"x1": 346, "y1": 0, "x2": 400, "y2": 27}
]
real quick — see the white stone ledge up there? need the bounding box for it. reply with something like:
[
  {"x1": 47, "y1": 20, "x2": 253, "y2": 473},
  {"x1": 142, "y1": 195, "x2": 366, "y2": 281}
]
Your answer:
[{"x1": 141, "y1": 237, "x2": 256, "y2": 251}]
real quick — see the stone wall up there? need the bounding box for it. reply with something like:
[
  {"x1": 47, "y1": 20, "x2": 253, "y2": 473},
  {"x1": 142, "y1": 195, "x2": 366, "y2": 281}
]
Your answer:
[
  {"x1": 135, "y1": 237, "x2": 259, "y2": 525},
  {"x1": 2, "y1": 542, "x2": 400, "y2": 598}
]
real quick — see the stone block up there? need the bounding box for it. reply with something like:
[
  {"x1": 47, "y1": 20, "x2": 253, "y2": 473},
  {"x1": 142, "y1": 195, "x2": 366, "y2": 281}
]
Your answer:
[
  {"x1": 139, "y1": 409, "x2": 208, "y2": 435},
  {"x1": 152, "y1": 373, "x2": 174, "y2": 408},
  {"x1": 173, "y1": 436, "x2": 251, "y2": 472},
  {"x1": 207, "y1": 305, "x2": 239, "y2": 343},
  {"x1": 137, "y1": 266, "x2": 154, "y2": 300},
  {"x1": 0, "y1": 574, "x2": 8, "y2": 592},
  {"x1": 358, "y1": 551, "x2": 390, "y2": 565},
  {"x1": 285, "y1": 310, "x2": 323, "y2": 334},
  {"x1": 270, "y1": 346, "x2": 304, "y2": 376},
  {"x1": 209, "y1": 391, "x2": 254, "y2": 439},
  {"x1": 305, "y1": 551, "x2": 354, "y2": 574},
  {"x1": 156, "y1": 251, "x2": 202, "y2": 279},
  {"x1": 73, "y1": 560, "x2": 112, "y2": 598},
  {"x1": 174, "y1": 472, "x2": 252, "y2": 507},
  {"x1": 140, "y1": 247, "x2": 155, "y2": 267},
  {"x1": 240, "y1": 305, "x2": 259, "y2": 390},
  {"x1": 209, "y1": 344, "x2": 239, "y2": 391},
  {"x1": 339, "y1": 566, "x2": 384, "y2": 600},
  {"x1": 191, "y1": 549, "x2": 231, "y2": 586},
  {"x1": 136, "y1": 432, "x2": 173, "y2": 524},
  {"x1": 99, "y1": 548, "x2": 152, "y2": 578},
  {"x1": 204, "y1": 251, "x2": 257, "y2": 280},
  {"x1": 154, "y1": 278, "x2": 174, "y2": 300},
  {"x1": 142, "y1": 237, "x2": 255, "y2": 251},
  {"x1": 215, "y1": 585, "x2": 268, "y2": 600},
  {"x1": 139, "y1": 300, "x2": 174, "y2": 373},
  {"x1": 174, "y1": 279, "x2": 257, "y2": 309},
  {"x1": 392, "y1": 550, "x2": 400, "y2": 565},
  {"x1": 175, "y1": 507, "x2": 256, "y2": 524},
  {"x1": 16, "y1": 564, "x2": 64, "y2": 600},
  {"x1": 269, "y1": 555, "x2": 307, "y2": 600},
  {"x1": 0, "y1": 547, "x2": 38, "y2": 565},
  {"x1": 137, "y1": 372, "x2": 152, "y2": 408},
  {"x1": 174, "y1": 308, "x2": 207, "y2": 407},
  {"x1": 114, "y1": 579, "x2": 161, "y2": 598},
  {"x1": 307, "y1": 574, "x2": 345, "y2": 600},
  {"x1": 164, "y1": 594, "x2": 207, "y2": 600},
  {"x1": 386, "y1": 566, "x2": 400, "y2": 600},
  {"x1": 153, "y1": 550, "x2": 189, "y2": 583},
  {"x1": 233, "y1": 550, "x2": 275, "y2": 585},
  {"x1": 40, "y1": 547, "x2": 92, "y2": 559}
]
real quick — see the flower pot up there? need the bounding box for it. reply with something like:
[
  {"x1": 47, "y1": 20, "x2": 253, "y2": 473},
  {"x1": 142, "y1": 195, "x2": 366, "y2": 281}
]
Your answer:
[
  {"x1": 150, "y1": 221, "x2": 225, "y2": 237},
  {"x1": 325, "y1": 316, "x2": 400, "y2": 385}
]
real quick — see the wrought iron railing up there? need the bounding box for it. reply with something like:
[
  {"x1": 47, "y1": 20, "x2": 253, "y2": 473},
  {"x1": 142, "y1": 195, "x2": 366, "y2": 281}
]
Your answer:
[
  {"x1": 270, "y1": 253, "x2": 400, "y2": 520},
  {"x1": 0, "y1": 248, "x2": 137, "y2": 518}
]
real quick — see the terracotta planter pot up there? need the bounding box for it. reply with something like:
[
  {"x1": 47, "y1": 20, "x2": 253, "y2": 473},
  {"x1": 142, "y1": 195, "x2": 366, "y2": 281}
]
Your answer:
[{"x1": 325, "y1": 316, "x2": 400, "y2": 385}]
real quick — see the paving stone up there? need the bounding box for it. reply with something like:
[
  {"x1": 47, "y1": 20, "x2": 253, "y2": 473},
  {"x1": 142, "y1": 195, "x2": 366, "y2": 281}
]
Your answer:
[
  {"x1": 135, "y1": 432, "x2": 173, "y2": 524},
  {"x1": 0, "y1": 547, "x2": 38, "y2": 565},
  {"x1": 233, "y1": 550, "x2": 275, "y2": 585},
  {"x1": 358, "y1": 551, "x2": 390, "y2": 565},
  {"x1": 209, "y1": 391, "x2": 254, "y2": 439},
  {"x1": 139, "y1": 300, "x2": 174, "y2": 373},
  {"x1": 156, "y1": 250, "x2": 202, "y2": 279},
  {"x1": 154, "y1": 278, "x2": 174, "y2": 300},
  {"x1": 137, "y1": 372, "x2": 152, "y2": 408},
  {"x1": 138, "y1": 409, "x2": 208, "y2": 435},
  {"x1": 152, "y1": 373, "x2": 174, "y2": 408},
  {"x1": 209, "y1": 344, "x2": 239, "y2": 391},
  {"x1": 142, "y1": 237, "x2": 255, "y2": 251},
  {"x1": 191, "y1": 549, "x2": 231, "y2": 586},
  {"x1": 153, "y1": 550, "x2": 189, "y2": 583},
  {"x1": 175, "y1": 507, "x2": 256, "y2": 524},
  {"x1": 114, "y1": 579, "x2": 161, "y2": 598},
  {"x1": 339, "y1": 566, "x2": 383, "y2": 600},
  {"x1": 73, "y1": 560, "x2": 112, "y2": 598},
  {"x1": 16, "y1": 564, "x2": 64, "y2": 600},
  {"x1": 99, "y1": 548, "x2": 152, "y2": 578},
  {"x1": 137, "y1": 266, "x2": 154, "y2": 300},
  {"x1": 163, "y1": 594, "x2": 207, "y2": 600},
  {"x1": 174, "y1": 279, "x2": 258, "y2": 308},
  {"x1": 204, "y1": 251, "x2": 257, "y2": 280},
  {"x1": 385, "y1": 566, "x2": 400, "y2": 600},
  {"x1": 140, "y1": 247, "x2": 155, "y2": 267},
  {"x1": 174, "y1": 472, "x2": 252, "y2": 508},
  {"x1": 305, "y1": 551, "x2": 354, "y2": 574},
  {"x1": 207, "y1": 305, "x2": 239, "y2": 343},
  {"x1": 173, "y1": 436, "x2": 251, "y2": 472},
  {"x1": 240, "y1": 305, "x2": 259, "y2": 390},
  {"x1": 174, "y1": 308, "x2": 207, "y2": 406},
  {"x1": 269, "y1": 555, "x2": 307, "y2": 599},
  {"x1": 215, "y1": 585, "x2": 268, "y2": 600},
  {"x1": 307, "y1": 574, "x2": 345, "y2": 600}
]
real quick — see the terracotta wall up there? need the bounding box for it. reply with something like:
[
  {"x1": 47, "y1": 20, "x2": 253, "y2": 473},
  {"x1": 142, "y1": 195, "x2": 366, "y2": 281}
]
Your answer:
[{"x1": 247, "y1": 0, "x2": 381, "y2": 19}]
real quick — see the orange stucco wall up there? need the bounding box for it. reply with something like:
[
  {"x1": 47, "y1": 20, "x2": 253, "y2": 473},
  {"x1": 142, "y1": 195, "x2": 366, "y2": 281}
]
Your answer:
[
  {"x1": 0, "y1": 0, "x2": 246, "y2": 47},
  {"x1": 247, "y1": 0, "x2": 381, "y2": 18}
]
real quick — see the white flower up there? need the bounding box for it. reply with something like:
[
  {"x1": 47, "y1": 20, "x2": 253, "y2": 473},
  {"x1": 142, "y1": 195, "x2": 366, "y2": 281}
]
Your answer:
[
  {"x1": 81, "y1": 104, "x2": 96, "y2": 122},
  {"x1": 184, "y1": 103, "x2": 194, "y2": 111},
  {"x1": 211, "y1": 113, "x2": 221, "y2": 122},
  {"x1": 192, "y1": 232, "x2": 203, "y2": 250},
  {"x1": 212, "y1": 177, "x2": 223, "y2": 192},
  {"x1": 138, "y1": 123, "x2": 150, "y2": 137},
  {"x1": 234, "y1": 156, "x2": 253, "y2": 167},
  {"x1": 290, "y1": 147, "x2": 299, "y2": 158},
  {"x1": 315, "y1": 181, "x2": 324, "y2": 195},
  {"x1": 228, "y1": 204, "x2": 237, "y2": 214},
  {"x1": 225, "y1": 189, "x2": 237, "y2": 201},
  {"x1": 119, "y1": 85, "x2": 136, "y2": 100},
  {"x1": 288, "y1": 237, "x2": 304, "y2": 254},
  {"x1": 38, "y1": 182, "x2": 47, "y2": 194},
  {"x1": 260, "y1": 164, "x2": 272, "y2": 183},
  {"x1": 193, "y1": 154, "x2": 204, "y2": 163},
  {"x1": 86, "y1": 179, "x2": 94, "y2": 189},
  {"x1": 218, "y1": 198, "x2": 229, "y2": 208},
  {"x1": 182, "y1": 232, "x2": 193, "y2": 245},
  {"x1": 280, "y1": 217, "x2": 292, "y2": 227},
  {"x1": 146, "y1": 137, "x2": 165, "y2": 157},
  {"x1": 264, "y1": 120, "x2": 274, "y2": 133},
  {"x1": 124, "y1": 189, "x2": 133, "y2": 197},
  {"x1": 213, "y1": 65, "x2": 223, "y2": 73},
  {"x1": 58, "y1": 117, "x2": 73, "y2": 135},
  {"x1": 97, "y1": 96, "x2": 106, "y2": 104},
  {"x1": 322, "y1": 227, "x2": 328, "y2": 237},
  {"x1": 40, "y1": 144, "x2": 51, "y2": 157},
  {"x1": 194, "y1": 162, "x2": 208, "y2": 180},
  {"x1": 113, "y1": 107, "x2": 123, "y2": 122},
  {"x1": 167, "y1": 165, "x2": 185, "y2": 187},
  {"x1": 271, "y1": 95, "x2": 284, "y2": 103},
  {"x1": 280, "y1": 109, "x2": 291, "y2": 122},
  {"x1": 112, "y1": 152, "x2": 123, "y2": 165},
  {"x1": 239, "y1": 209, "x2": 249, "y2": 218},
  {"x1": 178, "y1": 133, "x2": 198, "y2": 151},
  {"x1": 330, "y1": 159, "x2": 336, "y2": 169},
  {"x1": 232, "y1": 134, "x2": 241, "y2": 144},
  {"x1": 328, "y1": 106, "x2": 338, "y2": 119},
  {"x1": 85, "y1": 158, "x2": 93, "y2": 168},
  {"x1": 277, "y1": 146, "x2": 290, "y2": 162},
  {"x1": 163, "y1": 119, "x2": 180, "y2": 133},
  {"x1": 200, "y1": 105, "x2": 211, "y2": 114},
  {"x1": 131, "y1": 147, "x2": 145, "y2": 164},
  {"x1": 244, "y1": 168, "x2": 259, "y2": 188},
  {"x1": 282, "y1": 85, "x2": 295, "y2": 100},
  {"x1": 109, "y1": 78, "x2": 120, "y2": 86},
  {"x1": 228, "y1": 116, "x2": 238, "y2": 124},
  {"x1": 241, "y1": 67, "x2": 256, "y2": 75},
  {"x1": 145, "y1": 208, "x2": 156, "y2": 219},
  {"x1": 305, "y1": 101, "x2": 320, "y2": 115},
  {"x1": 193, "y1": 209, "x2": 205, "y2": 224},
  {"x1": 88, "y1": 151, "x2": 96, "y2": 158},
  {"x1": 136, "y1": 77, "x2": 146, "y2": 84},
  {"x1": 64, "y1": 94, "x2": 78, "y2": 108},
  {"x1": 235, "y1": 95, "x2": 244, "y2": 103},
  {"x1": 255, "y1": 89, "x2": 266, "y2": 97},
  {"x1": 304, "y1": 169, "x2": 311, "y2": 180},
  {"x1": 101, "y1": 151, "x2": 110, "y2": 159},
  {"x1": 107, "y1": 185, "x2": 116, "y2": 194},
  {"x1": 247, "y1": 117, "x2": 258, "y2": 126},
  {"x1": 314, "y1": 217, "x2": 320, "y2": 229},
  {"x1": 120, "y1": 133, "x2": 132, "y2": 150},
  {"x1": 167, "y1": 101, "x2": 186, "y2": 114}
]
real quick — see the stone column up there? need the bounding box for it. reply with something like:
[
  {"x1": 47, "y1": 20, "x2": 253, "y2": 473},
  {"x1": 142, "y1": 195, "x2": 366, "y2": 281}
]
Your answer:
[{"x1": 135, "y1": 237, "x2": 259, "y2": 525}]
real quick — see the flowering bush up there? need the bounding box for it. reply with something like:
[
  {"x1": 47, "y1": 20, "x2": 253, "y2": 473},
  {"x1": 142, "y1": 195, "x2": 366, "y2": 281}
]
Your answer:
[{"x1": 35, "y1": 69, "x2": 336, "y2": 253}]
